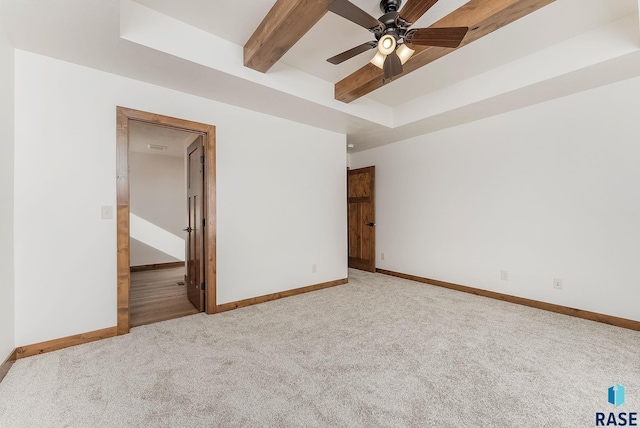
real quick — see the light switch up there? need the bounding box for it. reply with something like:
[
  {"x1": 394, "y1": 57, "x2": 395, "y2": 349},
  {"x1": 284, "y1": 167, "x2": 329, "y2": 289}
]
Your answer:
[{"x1": 101, "y1": 205, "x2": 114, "y2": 220}]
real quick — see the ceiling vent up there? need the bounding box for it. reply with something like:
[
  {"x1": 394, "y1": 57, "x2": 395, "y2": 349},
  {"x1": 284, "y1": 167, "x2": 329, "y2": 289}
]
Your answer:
[{"x1": 148, "y1": 144, "x2": 168, "y2": 151}]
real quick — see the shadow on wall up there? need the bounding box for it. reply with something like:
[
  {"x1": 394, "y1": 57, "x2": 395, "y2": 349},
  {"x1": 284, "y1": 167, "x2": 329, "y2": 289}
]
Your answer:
[{"x1": 130, "y1": 213, "x2": 185, "y2": 261}]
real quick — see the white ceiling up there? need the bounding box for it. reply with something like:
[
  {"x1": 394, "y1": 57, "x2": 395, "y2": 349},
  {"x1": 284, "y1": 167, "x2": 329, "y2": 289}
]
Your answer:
[
  {"x1": 132, "y1": 0, "x2": 637, "y2": 106},
  {"x1": 129, "y1": 120, "x2": 199, "y2": 158},
  {"x1": 0, "y1": 0, "x2": 638, "y2": 152}
]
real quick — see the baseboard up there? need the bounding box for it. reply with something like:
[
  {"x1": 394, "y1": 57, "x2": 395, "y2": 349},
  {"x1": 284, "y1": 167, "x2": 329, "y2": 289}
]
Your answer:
[
  {"x1": 216, "y1": 278, "x2": 349, "y2": 313},
  {"x1": 0, "y1": 349, "x2": 17, "y2": 383},
  {"x1": 376, "y1": 269, "x2": 640, "y2": 332},
  {"x1": 16, "y1": 327, "x2": 118, "y2": 359},
  {"x1": 130, "y1": 261, "x2": 185, "y2": 272}
]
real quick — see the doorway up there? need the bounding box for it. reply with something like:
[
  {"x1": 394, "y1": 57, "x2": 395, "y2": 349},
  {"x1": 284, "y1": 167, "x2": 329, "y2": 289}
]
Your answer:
[
  {"x1": 116, "y1": 107, "x2": 216, "y2": 335},
  {"x1": 347, "y1": 166, "x2": 376, "y2": 272},
  {"x1": 127, "y1": 121, "x2": 201, "y2": 326}
]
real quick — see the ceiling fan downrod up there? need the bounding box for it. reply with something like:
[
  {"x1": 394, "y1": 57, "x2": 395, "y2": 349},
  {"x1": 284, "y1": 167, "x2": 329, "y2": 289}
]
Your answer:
[{"x1": 380, "y1": 0, "x2": 401, "y2": 13}]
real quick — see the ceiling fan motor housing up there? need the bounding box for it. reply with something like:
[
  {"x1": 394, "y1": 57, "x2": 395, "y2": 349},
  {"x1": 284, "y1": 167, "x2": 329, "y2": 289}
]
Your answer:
[{"x1": 378, "y1": 1, "x2": 406, "y2": 43}]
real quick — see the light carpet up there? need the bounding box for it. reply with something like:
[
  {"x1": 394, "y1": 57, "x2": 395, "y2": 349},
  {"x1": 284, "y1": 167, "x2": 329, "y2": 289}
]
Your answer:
[{"x1": 1, "y1": 269, "x2": 639, "y2": 427}]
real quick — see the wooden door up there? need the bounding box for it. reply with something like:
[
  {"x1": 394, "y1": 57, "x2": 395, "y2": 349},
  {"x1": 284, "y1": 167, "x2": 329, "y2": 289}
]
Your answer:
[
  {"x1": 348, "y1": 166, "x2": 375, "y2": 272},
  {"x1": 186, "y1": 137, "x2": 205, "y2": 311}
]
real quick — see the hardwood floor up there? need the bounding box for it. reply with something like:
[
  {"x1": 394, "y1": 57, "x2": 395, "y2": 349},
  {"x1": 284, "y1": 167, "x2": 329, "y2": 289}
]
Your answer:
[{"x1": 130, "y1": 266, "x2": 200, "y2": 327}]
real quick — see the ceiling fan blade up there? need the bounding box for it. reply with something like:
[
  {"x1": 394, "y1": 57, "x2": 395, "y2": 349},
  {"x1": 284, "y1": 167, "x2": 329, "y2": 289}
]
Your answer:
[
  {"x1": 398, "y1": 0, "x2": 439, "y2": 25},
  {"x1": 327, "y1": 41, "x2": 377, "y2": 65},
  {"x1": 405, "y1": 27, "x2": 469, "y2": 48},
  {"x1": 383, "y1": 50, "x2": 403, "y2": 80},
  {"x1": 328, "y1": 0, "x2": 385, "y2": 32}
]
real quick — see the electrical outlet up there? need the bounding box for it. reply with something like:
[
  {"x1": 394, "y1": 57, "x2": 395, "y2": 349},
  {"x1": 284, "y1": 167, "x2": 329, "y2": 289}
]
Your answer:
[
  {"x1": 312, "y1": 264, "x2": 317, "y2": 273},
  {"x1": 553, "y1": 278, "x2": 562, "y2": 289},
  {"x1": 500, "y1": 270, "x2": 508, "y2": 281},
  {"x1": 381, "y1": 252, "x2": 385, "y2": 261}
]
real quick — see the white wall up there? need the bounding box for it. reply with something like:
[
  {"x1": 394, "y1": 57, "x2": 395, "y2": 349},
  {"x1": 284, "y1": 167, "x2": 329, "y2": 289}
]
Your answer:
[
  {"x1": 14, "y1": 51, "x2": 347, "y2": 346},
  {"x1": 351, "y1": 76, "x2": 640, "y2": 322},
  {"x1": 129, "y1": 151, "x2": 185, "y2": 266},
  {"x1": 0, "y1": 27, "x2": 15, "y2": 359}
]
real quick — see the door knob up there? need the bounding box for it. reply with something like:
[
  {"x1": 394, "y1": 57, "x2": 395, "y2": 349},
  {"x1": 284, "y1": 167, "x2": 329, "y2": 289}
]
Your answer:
[
  {"x1": 183, "y1": 227, "x2": 193, "y2": 232},
  {"x1": 366, "y1": 223, "x2": 376, "y2": 226}
]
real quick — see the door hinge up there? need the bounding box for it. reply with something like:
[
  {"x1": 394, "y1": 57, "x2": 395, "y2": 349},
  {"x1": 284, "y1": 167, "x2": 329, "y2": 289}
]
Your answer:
[
  {"x1": 200, "y1": 155, "x2": 205, "y2": 164},
  {"x1": 201, "y1": 218, "x2": 206, "y2": 227},
  {"x1": 200, "y1": 282, "x2": 205, "y2": 291}
]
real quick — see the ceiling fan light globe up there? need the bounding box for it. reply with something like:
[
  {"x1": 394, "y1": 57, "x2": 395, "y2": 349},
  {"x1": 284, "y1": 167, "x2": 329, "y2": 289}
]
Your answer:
[
  {"x1": 377, "y1": 34, "x2": 396, "y2": 55},
  {"x1": 370, "y1": 51, "x2": 386, "y2": 69},
  {"x1": 397, "y1": 44, "x2": 415, "y2": 64}
]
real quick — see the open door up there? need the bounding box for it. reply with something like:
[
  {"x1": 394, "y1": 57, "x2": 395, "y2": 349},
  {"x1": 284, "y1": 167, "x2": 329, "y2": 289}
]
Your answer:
[
  {"x1": 348, "y1": 166, "x2": 375, "y2": 272},
  {"x1": 186, "y1": 136, "x2": 205, "y2": 311}
]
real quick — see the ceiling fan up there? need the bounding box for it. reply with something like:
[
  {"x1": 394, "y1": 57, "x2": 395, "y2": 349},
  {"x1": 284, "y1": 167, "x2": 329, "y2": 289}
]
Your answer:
[{"x1": 327, "y1": 0, "x2": 469, "y2": 81}]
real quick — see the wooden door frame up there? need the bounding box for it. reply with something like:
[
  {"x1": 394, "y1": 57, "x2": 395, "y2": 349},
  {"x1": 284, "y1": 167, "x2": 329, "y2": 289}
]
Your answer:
[{"x1": 116, "y1": 107, "x2": 217, "y2": 335}]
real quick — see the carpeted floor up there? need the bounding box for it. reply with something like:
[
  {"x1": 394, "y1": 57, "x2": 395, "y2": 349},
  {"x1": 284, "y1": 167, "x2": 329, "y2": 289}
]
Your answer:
[{"x1": 1, "y1": 269, "x2": 638, "y2": 427}]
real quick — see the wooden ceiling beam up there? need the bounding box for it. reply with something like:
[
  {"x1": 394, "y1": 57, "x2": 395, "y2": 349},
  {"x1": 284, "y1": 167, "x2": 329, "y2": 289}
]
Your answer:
[
  {"x1": 335, "y1": 0, "x2": 556, "y2": 103},
  {"x1": 244, "y1": 0, "x2": 334, "y2": 73}
]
